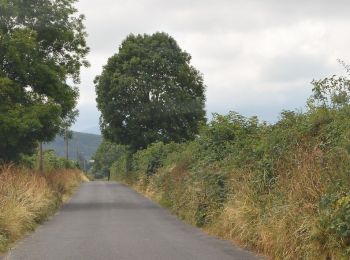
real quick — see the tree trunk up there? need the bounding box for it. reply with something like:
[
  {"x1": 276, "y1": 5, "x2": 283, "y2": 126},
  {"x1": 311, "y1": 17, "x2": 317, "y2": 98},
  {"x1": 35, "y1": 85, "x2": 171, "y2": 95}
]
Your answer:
[
  {"x1": 38, "y1": 142, "x2": 43, "y2": 174},
  {"x1": 64, "y1": 127, "x2": 69, "y2": 161}
]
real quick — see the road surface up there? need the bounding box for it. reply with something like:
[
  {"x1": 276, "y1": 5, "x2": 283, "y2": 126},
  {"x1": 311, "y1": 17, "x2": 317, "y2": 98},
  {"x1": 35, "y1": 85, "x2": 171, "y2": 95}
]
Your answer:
[{"x1": 5, "y1": 181, "x2": 260, "y2": 260}]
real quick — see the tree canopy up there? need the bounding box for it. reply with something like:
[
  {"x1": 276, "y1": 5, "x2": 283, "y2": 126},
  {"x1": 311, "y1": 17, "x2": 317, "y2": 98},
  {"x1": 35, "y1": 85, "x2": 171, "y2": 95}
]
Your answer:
[
  {"x1": 95, "y1": 32, "x2": 206, "y2": 150},
  {"x1": 0, "y1": 0, "x2": 89, "y2": 161}
]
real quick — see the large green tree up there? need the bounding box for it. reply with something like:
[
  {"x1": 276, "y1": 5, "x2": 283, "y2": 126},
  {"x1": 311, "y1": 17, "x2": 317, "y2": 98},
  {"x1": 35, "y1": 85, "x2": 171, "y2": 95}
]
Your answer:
[
  {"x1": 0, "y1": 0, "x2": 89, "y2": 161},
  {"x1": 95, "y1": 32, "x2": 206, "y2": 150}
]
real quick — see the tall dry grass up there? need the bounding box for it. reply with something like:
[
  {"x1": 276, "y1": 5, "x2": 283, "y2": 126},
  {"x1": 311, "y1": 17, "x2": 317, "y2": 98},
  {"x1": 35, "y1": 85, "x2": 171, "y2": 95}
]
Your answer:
[
  {"x1": 113, "y1": 139, "x2": 350, "y2": 259},
  {"x1": 209, "y1": 146, "x2": 328, "y2": 259},
  {"x1": 0, "y1": 165, "x2": 87, "y2": 252}
]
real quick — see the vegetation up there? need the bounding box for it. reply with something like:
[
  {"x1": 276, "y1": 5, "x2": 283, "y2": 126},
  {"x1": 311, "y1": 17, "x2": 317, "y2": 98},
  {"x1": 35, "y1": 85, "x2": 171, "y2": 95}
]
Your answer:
[
  {"x1": 0, "y1": 164, "x2": 87, "y2": 253},
  {"x1": 106, "y1": 74, "x2": 350, "y2": 259},
  {"x1": 21, "y1": 149, "x2": 78, "y2": 171},
  {"x1": 95, "y1": 32, "x2": 206, "y2": 151},
  {"x1": 91, "y1": 140, "x2": 126, "y2": 179},
  {"x1": 0, "y1": 0, "x2": 89, "y2": 162},
  {"x1": 0, "y1": 0, "x2": 91, "y2": 254},
  {"x1": 1, "y1": 0, "x2": 348, "y2": 257}
]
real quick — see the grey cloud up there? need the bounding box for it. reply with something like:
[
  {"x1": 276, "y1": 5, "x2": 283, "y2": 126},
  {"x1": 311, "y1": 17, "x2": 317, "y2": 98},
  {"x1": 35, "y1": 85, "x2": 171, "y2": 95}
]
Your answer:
[
  {"x1": 79, "y1": 0, "x2": 350, "y2": 40},
  {"x1": 72, "y1": 0, "x2": 350, "y2": 132}
]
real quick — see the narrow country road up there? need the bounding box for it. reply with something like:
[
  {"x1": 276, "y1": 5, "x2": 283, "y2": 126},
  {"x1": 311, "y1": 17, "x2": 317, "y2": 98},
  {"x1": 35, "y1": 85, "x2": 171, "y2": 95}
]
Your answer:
[{"x1": 5, "y1": 182, "x2": 260, "y2": 260}]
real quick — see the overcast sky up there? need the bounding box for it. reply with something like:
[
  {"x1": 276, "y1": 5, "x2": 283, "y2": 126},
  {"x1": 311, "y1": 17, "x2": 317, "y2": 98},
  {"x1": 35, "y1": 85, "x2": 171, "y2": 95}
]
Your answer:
[{"x1": 72, "y1": 0, "x2": 350, "y2": 134}]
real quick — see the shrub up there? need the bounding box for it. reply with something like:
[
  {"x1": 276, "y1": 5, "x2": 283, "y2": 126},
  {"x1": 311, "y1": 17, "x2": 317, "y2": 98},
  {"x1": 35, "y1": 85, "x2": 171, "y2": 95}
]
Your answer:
[{"x1": 107, "y1": 74, "x2": 350, "y2": 259}]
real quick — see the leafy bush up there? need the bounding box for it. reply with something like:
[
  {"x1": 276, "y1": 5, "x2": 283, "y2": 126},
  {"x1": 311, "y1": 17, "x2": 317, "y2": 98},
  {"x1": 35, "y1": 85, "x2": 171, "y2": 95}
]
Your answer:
[
  {"x1": 20, "y1": 150, "x2": 77, "y2": 171},
  {"x1": 91, "y1": 140, "x2": 126, "y2": 179}
]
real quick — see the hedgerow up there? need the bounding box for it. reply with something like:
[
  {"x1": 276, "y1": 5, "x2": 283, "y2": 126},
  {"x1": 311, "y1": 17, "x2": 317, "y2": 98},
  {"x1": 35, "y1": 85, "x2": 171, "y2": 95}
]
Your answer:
[{"x1": 110, "y1": 75, "x2": 350, "y2": 259}]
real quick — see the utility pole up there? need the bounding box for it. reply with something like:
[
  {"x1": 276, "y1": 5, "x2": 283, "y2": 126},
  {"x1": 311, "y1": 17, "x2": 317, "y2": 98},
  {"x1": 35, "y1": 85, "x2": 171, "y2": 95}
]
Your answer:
[{"x1": 76, "y1": 138, "x2": 80, "y2": 168}]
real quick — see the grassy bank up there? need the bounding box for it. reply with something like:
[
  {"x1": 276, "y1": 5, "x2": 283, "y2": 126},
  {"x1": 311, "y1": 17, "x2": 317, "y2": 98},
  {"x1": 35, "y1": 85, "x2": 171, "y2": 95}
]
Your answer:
[
  {"x1": 110, "y1": 76, "x2": 350, "y2": 259},
  {"x1": 0, "y1": 165, "x2": 87, "y2": 252}
]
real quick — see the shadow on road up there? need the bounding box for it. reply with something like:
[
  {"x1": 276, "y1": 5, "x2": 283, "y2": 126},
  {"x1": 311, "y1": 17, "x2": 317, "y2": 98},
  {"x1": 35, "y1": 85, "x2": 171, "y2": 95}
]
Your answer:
[{"x1": 60, "y1": 201, "x2": 159, "y2": 211}]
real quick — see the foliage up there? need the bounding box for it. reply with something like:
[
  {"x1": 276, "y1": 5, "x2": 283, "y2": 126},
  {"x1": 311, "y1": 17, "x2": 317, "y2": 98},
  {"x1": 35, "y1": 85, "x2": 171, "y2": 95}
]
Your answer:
[
  {"x1": 20, "y1": 149, "x2": 78, "y2": 171},
  {"x1": 0, "y1": 0, "x2": 89, "y2": 162},
  {"x1": 317, "y1": 193, "x2": 350, "y2": 257},
  {"x1": 91, "y1": 140, "x2": 126, "y2": 179},
  {"x1": 95, "y1": 32, "x2": 206, "y2": 150},
  {"x1": 110, "y1": 153, "x2": 131, "y2": 184},
  {"x1": 59, "y1": 110, "x2": 79, "y2": 137},
  {"x1": 311, "y1": 75, "x2": 350, "y2": 109},
  {"x1": 107, "y1": 74, "x2": 350, "y2": 259},
  {"x1": 132, "y1": 142, "x2": 180, "y2": 176}
]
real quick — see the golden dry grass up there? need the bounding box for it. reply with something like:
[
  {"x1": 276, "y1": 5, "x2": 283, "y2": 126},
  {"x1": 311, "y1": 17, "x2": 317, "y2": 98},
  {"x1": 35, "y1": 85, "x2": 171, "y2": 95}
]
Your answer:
[
  {"x1": 0, "y1": 165, "x2": 86, "y2": 252},
  {"x1": 207, "y1": 147, "x2": 335, "y2": 259},
  {"x1": 126, "y1": 145, "x2": 345, "y2": 259}
]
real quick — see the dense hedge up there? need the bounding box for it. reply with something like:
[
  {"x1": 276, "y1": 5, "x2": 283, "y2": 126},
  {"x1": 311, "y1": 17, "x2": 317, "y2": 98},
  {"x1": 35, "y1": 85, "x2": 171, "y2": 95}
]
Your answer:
[{"x1": 109, "y1": 76, "x2": 350, "y2": 259}]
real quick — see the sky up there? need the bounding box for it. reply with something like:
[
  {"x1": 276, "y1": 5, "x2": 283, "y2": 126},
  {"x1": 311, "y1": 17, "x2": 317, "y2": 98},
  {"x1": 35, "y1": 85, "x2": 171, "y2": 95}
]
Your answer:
[{"x1": 72, "y1": 0, "x2": 350, "y2": 134}]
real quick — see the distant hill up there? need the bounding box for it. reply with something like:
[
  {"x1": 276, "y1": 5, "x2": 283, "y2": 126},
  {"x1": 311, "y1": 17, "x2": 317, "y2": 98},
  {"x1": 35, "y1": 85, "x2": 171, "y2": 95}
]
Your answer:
[
  {"x1": 44, "y1": 131, "x2": 102, "y2": 160},
  {"x1": 80, "y1": 125, "x2": 101, "y2": 135}
]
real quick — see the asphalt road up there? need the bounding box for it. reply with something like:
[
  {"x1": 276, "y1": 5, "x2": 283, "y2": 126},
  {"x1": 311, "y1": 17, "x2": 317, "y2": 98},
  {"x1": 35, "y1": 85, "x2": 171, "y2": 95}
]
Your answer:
[{"x1": 5, "y1": 181, "x2": 260, "y2": 260}]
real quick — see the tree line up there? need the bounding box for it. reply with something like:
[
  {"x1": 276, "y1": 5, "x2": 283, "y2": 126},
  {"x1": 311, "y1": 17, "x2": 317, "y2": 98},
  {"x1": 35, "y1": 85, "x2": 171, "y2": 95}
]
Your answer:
[
  {"x1": 0, "y1": 0, "x2": 89, "y2": 163},
  {"x1": 1, "y1": 1, "x2": 204, "y2": 168}
]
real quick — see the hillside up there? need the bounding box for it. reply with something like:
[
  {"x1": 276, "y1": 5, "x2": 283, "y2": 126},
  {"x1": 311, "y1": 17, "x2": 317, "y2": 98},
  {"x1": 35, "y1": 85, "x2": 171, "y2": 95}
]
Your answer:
[{"x1": 44, "y1": 132, "x2": 102, "y2": 160}]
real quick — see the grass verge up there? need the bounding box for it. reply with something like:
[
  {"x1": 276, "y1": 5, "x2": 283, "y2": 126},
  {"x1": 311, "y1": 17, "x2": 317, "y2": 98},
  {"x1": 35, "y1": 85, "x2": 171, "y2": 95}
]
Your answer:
[{"x1": 0, "y1": 165, "x2": 87, "y2": 253}]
